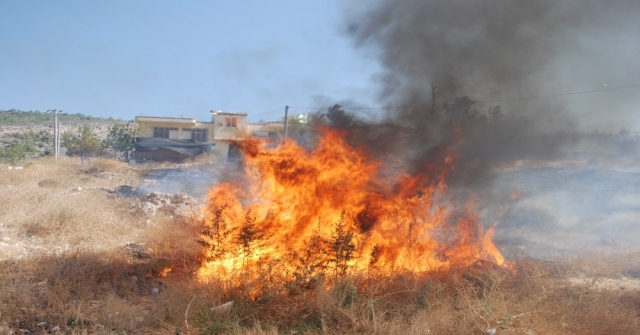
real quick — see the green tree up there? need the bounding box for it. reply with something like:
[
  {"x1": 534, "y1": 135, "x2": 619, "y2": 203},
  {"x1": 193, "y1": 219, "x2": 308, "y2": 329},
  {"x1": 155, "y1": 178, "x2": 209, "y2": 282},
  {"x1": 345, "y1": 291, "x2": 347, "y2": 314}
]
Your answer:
[
  {"x1": 62, "y1": 124, "x2": 103, "y2": 164},
  {"x1": 326, "y1": 104, "x2": 354, "y2": 128},
  {"x1": 0, "y1": 142, "x2": 37, "y2": 163},
  {"x1": 330, "y1": 211, "x2": 356, "y2": 276},
  {"x1": 103, "y1": 122, "x2": 137, "y2": 161},
  {"x1": 285, "y1": 112, "x2": 326, "y2": 148}
]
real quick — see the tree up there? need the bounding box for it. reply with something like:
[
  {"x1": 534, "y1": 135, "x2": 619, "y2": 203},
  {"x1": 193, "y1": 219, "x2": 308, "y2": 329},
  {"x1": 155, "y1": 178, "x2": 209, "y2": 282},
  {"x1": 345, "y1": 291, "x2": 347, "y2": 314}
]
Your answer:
[
  {"x1": 326, "y1": 104, "x2": 354, "y2": 128},
  {"x1": 443, "y1": 96, "x2": 482, "y2": 121},
  {"x1": 103, "y1": 122, "x2": 137, "y2": 161},
  {"x1": 615, "y1": 127, "x2": 639, "y2": 154},
  {"x1": 62, "y1": 124, "x2": 103, "y2": 164}
]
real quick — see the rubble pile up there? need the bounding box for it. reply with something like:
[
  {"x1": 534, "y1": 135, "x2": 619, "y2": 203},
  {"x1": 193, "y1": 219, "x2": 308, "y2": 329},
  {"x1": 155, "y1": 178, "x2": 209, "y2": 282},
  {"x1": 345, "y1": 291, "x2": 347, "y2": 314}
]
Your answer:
[{"x1": 131, "y1": 192, "x2": 201, "y2": 224}]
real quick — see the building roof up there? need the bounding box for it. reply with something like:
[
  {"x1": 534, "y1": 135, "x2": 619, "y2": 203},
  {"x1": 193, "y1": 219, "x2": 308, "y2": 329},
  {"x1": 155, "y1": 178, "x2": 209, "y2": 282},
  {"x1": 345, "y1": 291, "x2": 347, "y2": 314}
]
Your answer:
[
  {"x1": 250, "y1": 121, "x2": 285, "y2": 125},
  {"x1": 210, "y1": 110, "x2": 248, "y2": 116},
  {"x1": 135, "y1": 116, "x2": 197, "y2": 124}
]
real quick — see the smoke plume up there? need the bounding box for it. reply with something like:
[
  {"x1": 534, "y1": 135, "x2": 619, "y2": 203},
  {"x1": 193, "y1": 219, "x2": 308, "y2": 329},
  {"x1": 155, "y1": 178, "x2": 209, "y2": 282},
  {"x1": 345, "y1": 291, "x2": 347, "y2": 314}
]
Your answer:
[
  {"x1": 334, "y1": 0, "x2": 640, "y2": 255},
  {"x1": 344, "y1": 0, "x2": 639, "y2": 186},
  {"x1": 350, "y1": 0, "x2": 639, "y2": 123}
]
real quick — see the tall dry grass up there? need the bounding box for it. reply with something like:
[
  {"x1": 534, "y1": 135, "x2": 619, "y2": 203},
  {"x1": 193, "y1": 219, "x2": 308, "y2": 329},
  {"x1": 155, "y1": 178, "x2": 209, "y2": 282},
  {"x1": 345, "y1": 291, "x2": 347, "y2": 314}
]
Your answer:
[
  {"x1": 0, "y1": 157, "x2": 144, "y2": 259},
  {"x1": 3, "y1": 254, "x2": 638, "y2": 334},
  {"x1": 0, "y1": 157, "x2": 639, "y2": 334}
]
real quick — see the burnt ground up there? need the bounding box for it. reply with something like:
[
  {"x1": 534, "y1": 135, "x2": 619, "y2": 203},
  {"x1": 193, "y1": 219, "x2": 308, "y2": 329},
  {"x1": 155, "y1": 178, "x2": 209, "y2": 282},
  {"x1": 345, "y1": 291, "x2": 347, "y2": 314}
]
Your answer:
[
  {"x1": 135, "y1": 161, "x2": 235, "y2": 201},
  {"x1": 489, "y1": 165, "x2": 640, "y2": 258}
]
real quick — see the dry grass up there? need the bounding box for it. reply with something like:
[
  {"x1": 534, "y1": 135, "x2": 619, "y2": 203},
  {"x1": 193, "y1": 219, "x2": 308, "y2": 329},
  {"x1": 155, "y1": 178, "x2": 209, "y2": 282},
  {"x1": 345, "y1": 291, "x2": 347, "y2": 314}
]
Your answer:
[
  {"x1": 1, "y1": 157, "x2": 639, "y2": 334},
  {"x1": 0, "y1": 157, "x2": 144, "y2": 259},
  {"x1": 83, "y1": 158, "x2": 129, "y2": 174}
]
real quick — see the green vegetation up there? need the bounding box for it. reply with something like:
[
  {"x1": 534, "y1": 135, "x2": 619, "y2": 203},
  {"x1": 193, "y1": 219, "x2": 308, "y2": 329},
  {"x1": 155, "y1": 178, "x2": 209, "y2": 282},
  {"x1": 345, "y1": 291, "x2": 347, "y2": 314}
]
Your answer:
[
  {"x1": 325, "y1": 104, "x2": 354, "y2": 128},
  {"x1": 10, "y1": 129, "x2": 51, "y2": 144},
  {"x1": 103, "y1": 122, "x2": 138, "y2": 161},
  {"x1": 0, "y1": 141, "x2": 38, "y2": 163},
  {"x1": 62, "y1": 124, "x2": 104, "y2": 163},
  {"x1": 0, "y1": 129, "x2": 51, "y2": 163},
  {"x1": 0, "y1": 109, "x2": 111, "y2": 125}
]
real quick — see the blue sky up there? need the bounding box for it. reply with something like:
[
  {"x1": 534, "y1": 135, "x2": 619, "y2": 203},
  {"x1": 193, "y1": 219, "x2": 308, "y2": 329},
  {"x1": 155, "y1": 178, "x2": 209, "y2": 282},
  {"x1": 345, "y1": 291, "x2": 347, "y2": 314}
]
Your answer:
[{"x1": 0, "y1": 1, "x2": 378, "y2": 122}]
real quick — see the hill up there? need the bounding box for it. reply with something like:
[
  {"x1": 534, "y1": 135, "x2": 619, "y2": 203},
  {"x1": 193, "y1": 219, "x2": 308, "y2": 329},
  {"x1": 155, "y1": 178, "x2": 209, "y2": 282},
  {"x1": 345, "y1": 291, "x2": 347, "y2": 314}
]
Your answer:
[{"x1": 0, "y1": 109, "x2": 117, "y2": 125}]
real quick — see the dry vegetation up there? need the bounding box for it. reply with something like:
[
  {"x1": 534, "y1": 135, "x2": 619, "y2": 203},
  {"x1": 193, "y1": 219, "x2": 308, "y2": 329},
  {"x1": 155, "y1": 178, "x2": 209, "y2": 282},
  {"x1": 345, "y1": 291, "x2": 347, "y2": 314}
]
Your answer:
[{"x1": 1, "y1": 158, "x2": 639, "y2": 334}]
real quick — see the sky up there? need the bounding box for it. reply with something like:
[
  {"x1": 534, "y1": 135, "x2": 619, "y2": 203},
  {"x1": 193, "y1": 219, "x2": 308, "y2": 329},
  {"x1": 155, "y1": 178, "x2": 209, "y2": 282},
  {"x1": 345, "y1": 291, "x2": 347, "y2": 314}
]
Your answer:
[
  {"x1": 0, "y1": 0, "x2": 377, "y2": 123},
  {"x1": 1, "y1": 1, "x2": 639, "y2": 130}
]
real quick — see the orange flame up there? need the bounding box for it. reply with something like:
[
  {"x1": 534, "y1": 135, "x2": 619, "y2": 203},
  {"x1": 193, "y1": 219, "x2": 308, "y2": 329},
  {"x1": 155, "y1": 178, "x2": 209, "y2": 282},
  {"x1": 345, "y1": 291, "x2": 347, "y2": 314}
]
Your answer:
[
  {"x1": 197, "y1": 128, "x2": 505, "y2": 282},
  {"x1": 158, "y1": 267, "x2": 172, "y2": 277}
]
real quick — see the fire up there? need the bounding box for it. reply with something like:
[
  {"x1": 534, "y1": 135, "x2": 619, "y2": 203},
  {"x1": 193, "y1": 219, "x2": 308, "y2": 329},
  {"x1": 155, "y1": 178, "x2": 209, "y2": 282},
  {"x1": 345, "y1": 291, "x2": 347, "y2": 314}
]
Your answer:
[
  {"x1": 197, "y1": 127, "x2": 505, "y2": 284},
  {"x1": 157, "y1": 267, "x2": 172, "y2": 277}
]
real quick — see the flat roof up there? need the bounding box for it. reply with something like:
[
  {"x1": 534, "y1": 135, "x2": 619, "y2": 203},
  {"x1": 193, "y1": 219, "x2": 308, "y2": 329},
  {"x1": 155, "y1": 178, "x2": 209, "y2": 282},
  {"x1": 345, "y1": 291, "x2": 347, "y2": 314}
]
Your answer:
[
  {"x1": 135, "y1": 116, "x2": 197, "y2": 124},
  {"x1": 250, "y1": 121, "x2": 284, "y2": 125},
  {"x1": 210, "y1": 110, "x2": 248, "y2": 116}
]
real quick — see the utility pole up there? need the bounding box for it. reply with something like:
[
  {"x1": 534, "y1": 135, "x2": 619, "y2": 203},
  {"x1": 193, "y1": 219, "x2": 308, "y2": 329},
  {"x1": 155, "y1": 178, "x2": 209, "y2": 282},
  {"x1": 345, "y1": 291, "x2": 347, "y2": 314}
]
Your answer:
[
  {"x1": 283, "y1": 105, "x2": 289, "y2": 142},
  {"x1": 57, "y1": 110, "x2": 61, "y2": 159},
  {"x1": 430, "y1": 81, "x2": 438, "y2": 120},
  {"x1": 49, "y1": 109, "x2": 60, "y2": 159}
]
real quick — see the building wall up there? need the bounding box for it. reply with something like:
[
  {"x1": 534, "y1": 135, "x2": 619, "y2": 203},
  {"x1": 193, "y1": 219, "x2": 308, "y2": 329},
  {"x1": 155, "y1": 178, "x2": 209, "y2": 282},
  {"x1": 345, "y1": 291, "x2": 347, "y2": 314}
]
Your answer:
[
  {"x1": 211, "y1": 113, "x2": 248, "y2": 139},
  {"x1": 209, "y1": 140, "x2": 230, "y2": 157},
  {"x1": 136, "y1": 119, "x2": 213, "y2": 142},
  {"x1": 135, "y1": 114, "x2": 253, "y2": 159}
]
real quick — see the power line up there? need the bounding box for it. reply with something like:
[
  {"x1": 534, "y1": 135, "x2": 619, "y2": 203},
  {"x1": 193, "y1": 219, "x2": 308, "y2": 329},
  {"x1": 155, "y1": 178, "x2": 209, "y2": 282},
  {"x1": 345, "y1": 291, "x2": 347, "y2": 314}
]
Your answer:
[
  {"x1": 475, "y1": 83, "x2": 640, "y2": 104},
  {"x1": 289, "y1": 83, "x2": 640, "y2": 111},
  {"x1": 256, "y1": 107, "x2": 285, "y2": 118}
]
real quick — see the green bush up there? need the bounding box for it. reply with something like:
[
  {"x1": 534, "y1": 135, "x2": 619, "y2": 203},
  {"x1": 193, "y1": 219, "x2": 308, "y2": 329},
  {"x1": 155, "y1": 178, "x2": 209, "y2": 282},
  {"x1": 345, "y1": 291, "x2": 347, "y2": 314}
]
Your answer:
[
  {"x1": 0, "y1": 141, "x2": 38, "y2": 163},
  {"x1": 62, "y1": 124, "x2": 105, "y2": 164}
]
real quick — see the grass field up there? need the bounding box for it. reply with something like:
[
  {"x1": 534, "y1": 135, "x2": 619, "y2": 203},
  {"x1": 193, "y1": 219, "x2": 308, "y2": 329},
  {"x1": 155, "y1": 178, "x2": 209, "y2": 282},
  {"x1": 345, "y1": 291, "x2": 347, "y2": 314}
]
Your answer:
[{"x1": 1, "y1": 157, "x2": 639, "y2": 334}]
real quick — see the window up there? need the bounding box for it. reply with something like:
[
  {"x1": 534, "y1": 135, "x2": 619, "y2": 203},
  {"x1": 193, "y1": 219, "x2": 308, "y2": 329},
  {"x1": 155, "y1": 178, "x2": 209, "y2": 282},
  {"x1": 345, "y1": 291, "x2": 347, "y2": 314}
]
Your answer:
[
  {"x1": 153, "y1": 127, "x2": 177, "y2": 138},
  {"x1": 226, "y1": 117, "x2": 237, "y2": 128},
  {"x1": 191, "y1": 128, "x2": 208, "y2": 142}
]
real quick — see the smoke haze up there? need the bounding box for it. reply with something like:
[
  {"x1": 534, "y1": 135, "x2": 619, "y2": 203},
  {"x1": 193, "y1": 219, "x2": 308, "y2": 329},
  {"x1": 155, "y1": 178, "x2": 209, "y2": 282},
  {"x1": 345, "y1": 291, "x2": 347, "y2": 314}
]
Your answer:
[
  {"x1": 348, "y1": 0, "x2": 640, "y2": 132},
  {"x1": 338, "y1": 0, "x2": 640, "y2": 255}
]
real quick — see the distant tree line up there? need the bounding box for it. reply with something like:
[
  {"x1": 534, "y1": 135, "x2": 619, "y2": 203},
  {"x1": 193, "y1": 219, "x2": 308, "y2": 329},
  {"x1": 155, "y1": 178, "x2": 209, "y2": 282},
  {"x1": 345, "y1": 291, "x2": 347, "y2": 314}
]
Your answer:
[{"x1": 0, "y1": 109, "x2": 112, "y2": 125}]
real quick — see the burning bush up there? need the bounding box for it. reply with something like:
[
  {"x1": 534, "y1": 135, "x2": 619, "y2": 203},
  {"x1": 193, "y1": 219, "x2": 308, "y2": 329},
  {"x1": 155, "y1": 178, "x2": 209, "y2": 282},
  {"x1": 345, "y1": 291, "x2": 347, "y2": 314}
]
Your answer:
[{"x1": 197, "y1": 127, "x2": 505, "y2": 298}]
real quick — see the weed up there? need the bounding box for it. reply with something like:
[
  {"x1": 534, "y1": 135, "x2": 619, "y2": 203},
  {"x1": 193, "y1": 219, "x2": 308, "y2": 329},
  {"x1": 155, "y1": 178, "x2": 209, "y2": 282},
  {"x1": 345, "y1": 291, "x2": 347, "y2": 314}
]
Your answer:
[{"x1": 329, "y1": 211, "x2": 357, "y2": 276}]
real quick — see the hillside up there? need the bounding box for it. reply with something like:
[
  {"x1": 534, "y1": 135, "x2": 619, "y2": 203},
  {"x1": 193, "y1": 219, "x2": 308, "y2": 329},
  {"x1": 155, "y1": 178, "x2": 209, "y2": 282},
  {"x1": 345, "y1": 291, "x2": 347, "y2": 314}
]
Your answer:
[
  {"x1": 0, "y1": 109, "x2": 116, "y2": 125},
  {"x1": 0, "y1": 110, "x2": 120, "y2": 161}
]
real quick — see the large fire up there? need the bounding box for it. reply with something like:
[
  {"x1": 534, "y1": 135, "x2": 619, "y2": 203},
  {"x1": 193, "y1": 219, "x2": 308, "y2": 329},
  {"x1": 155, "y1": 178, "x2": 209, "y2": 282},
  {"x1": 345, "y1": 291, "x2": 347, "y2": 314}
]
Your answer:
[{"x1": 197, "y1": 127, "x2": 505, "y2": 284}]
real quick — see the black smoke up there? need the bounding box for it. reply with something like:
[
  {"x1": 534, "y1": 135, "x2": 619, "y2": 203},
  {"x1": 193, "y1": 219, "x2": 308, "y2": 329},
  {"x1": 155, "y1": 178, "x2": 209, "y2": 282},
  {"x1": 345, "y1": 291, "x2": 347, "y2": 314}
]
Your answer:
[
  {"x1": 329, "y1": 0, "x2": 640, "y2": 256},
  {"x1": 342, "y1": 0, "x2": 639, "y2": 187}
]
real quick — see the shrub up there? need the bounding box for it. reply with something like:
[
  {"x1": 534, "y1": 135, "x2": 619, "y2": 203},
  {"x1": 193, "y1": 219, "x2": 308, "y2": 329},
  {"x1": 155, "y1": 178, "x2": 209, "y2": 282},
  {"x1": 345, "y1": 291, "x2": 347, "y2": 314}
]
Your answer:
[
  {"x1": 0, "y1": 141, "x2": 38, "y2": 163},
  {"x1": 62, "y1": 124, "x2": 104, "y2": 163}
]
